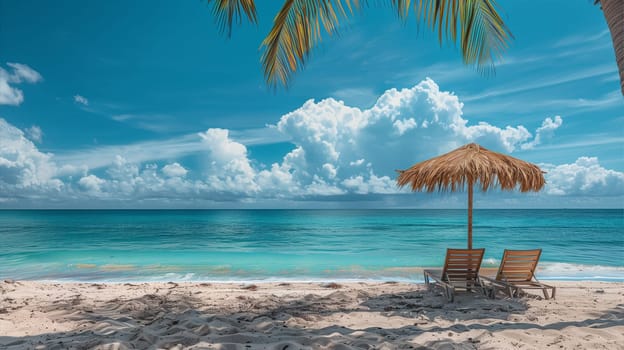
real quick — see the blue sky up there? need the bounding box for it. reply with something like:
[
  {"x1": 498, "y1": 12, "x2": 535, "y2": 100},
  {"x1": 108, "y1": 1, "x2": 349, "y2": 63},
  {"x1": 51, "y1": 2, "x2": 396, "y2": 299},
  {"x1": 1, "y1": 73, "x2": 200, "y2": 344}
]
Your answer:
[{"x1": 0, "y1": 0, "x2": 622, "y2": 208}]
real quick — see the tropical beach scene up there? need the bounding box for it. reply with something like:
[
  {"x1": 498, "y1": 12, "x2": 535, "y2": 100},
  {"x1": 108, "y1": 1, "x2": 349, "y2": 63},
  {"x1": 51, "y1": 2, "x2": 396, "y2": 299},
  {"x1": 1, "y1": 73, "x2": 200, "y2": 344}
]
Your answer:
[{"x1": 1, "y1": 1, "x2": 623, "y2": 349}]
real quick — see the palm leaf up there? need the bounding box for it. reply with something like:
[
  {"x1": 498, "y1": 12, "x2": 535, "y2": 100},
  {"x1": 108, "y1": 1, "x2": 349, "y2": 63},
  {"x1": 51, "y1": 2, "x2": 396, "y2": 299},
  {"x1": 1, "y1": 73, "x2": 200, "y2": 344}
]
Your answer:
[
  {"x1": 414, "y1": 0, "x2": 512, "y2": 73},
  {"x1": 260, "y1": 0, "x2": 361, "y2": 88},
  {"x1": 207, "y1": 0, "x2": 258, "y2": 37},
  {"x1": 260, "y1": 0, "x2": 510, "y2": 88},
  {"x1": 391, "y1": 0, "x2": 412, "y2": 18}
]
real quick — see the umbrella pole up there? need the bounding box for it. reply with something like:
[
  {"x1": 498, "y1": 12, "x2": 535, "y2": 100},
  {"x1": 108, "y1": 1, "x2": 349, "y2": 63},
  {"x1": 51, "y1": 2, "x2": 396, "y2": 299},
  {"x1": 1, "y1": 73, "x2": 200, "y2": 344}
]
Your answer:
[{"x1": 467, "y1": 181, "x2": 473, "y2": 249}]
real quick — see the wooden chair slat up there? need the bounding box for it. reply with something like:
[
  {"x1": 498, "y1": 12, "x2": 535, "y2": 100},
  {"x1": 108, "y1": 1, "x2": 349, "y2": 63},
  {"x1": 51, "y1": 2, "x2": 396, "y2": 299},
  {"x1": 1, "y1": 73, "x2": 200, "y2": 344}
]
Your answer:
[
  {"x1": 480, "y1": 249, "x2": 555, "y2": 300},
  {"x1": 424, "y1": 248, "x2": 486, "y2": 302}
]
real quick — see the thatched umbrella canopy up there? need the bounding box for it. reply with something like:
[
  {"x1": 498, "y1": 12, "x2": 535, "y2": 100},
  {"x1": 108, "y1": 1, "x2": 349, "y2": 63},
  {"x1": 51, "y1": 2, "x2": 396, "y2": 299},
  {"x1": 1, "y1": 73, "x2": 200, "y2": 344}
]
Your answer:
[{"x1": 397, "y1": 143, "x2": 545, "y2": 249}]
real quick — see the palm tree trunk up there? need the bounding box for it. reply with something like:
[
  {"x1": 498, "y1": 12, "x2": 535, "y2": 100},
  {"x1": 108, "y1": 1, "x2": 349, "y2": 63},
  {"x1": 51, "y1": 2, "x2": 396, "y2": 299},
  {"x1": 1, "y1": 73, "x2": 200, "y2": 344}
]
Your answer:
[{"x1": 600, "y1": 0, "x2": 624, "y2": 95}]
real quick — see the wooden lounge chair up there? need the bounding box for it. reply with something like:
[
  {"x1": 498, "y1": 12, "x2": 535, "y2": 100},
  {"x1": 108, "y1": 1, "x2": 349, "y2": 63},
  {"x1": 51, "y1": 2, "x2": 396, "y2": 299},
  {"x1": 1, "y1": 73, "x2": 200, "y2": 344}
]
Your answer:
[
  {"x1": 480, "y1": 249, "x2": 556, "y2": 299},
  {"x1": 423, "y1": 248, "x2": 486, "y2": 302}
]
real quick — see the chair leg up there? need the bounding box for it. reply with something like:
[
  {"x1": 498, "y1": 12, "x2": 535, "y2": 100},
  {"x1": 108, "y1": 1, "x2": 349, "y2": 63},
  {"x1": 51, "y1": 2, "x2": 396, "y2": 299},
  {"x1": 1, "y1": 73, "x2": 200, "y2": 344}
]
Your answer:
[
  {"x1": 477, "y1": 280, "x2": 488, "y2": 298},
  {"x1": 551, "y1": 287, "x2": 556, "y2": 299},
  {"x1": 542, "y1": 288, "x2": 550, "y2": 300},
  {"x1": 447, "y1": 286, "x2": 455, "y2": 302},
  {"x1": 489, "y1": 287, "x2": 496, "y2": 299}
]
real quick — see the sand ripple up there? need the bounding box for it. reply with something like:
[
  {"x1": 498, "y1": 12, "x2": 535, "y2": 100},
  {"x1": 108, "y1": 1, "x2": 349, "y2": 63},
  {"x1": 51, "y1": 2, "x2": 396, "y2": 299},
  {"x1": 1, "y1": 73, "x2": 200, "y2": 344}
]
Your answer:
[{"x1": 0, "y1": 281, "x2": 622, "y2": 349}]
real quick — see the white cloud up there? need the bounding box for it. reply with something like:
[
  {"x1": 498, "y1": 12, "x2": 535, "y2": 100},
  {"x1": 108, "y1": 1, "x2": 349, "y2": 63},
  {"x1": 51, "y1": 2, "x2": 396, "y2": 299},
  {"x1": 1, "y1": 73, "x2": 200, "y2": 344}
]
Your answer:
[
  {"x1": 199, "y1": 128, "x2": 259, "y2": 194},
  {"x1": 0, "y1": 63, "x2": 42, "y2": 105},
  {"x1": 0, "y1": 79, "x2": 620, "y2": 207},
  {"x1": 350, "y1": 159, "x2": 365, "y2": 166},
  {"x1": 25, "y1": 125, "x2": 43, "y2": 143},
  {"x1": 0, "y1": 118, "x2": 62, "y2": 196},
  {"x1": 56, "y1": 134, "x2": 207, "y2": 170},
  {"x1": 542, "y1": 157, "x2": 624, "y2": 196},
  {"x1": 78, "y1": 174, "x2": 105, "y2": 194},
  {"x1": 54, "y1": 128, "x2": 290, "y2": 171},
  {"x1": 73, "y1": 157, "x2": 199, "y2": 200},
  {"x1": 274, "y1": 78, "x2": 561, "y2": 193},
  {"x1": 162, "y1": 163, "x2": 188, "y2": 177},
  {"x1": 74, "y1": 94, "x2": 89, "y2": 106},
  {"x1": 342, "y1": 173, "x2": 396, "y2": 194},
  {"x1": 393, "y1": 118, "x2": 417, "y2": 135},
  {"x1": 521, "y1": 116, "x2": 563, "y2": 150},
  {"x1": 0, "y1": 80, "x2": 22, "y2": 105},
  {"x1": 6, "y1": 63, "x2": 42, "y2": 83}
]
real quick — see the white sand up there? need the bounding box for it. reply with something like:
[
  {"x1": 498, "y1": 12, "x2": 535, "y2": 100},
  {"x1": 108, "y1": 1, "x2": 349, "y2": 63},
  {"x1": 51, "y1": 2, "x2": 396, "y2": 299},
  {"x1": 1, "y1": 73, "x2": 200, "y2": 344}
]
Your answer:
[{"x1": 0, "y1": 280, "x2": 622, "y2": 349}]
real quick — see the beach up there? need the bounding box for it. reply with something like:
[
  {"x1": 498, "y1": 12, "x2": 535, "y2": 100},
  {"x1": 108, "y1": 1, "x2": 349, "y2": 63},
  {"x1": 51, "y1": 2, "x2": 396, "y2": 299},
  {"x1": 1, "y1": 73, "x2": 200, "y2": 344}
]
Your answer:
[
  {"x1": 1, "y1": 210, "x2": 622, "y2": 349},
  {"x1": 1, "y1": 280, "x2": 622, "y2": 349}
]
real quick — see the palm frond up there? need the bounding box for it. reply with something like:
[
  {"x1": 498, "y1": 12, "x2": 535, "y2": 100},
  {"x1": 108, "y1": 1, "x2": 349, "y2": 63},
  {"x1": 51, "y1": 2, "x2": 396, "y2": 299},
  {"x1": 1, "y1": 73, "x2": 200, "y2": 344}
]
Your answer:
[
  {"x1": 258, "y1": 0, "x2": 510, "y2": 88},
  {"x1": 391, "y1": 0, "x2": 411, "y2": 19},
  {"x1": 415, "y1": 0, "x2": 512, "y2": 74},
  {"x1": 260, "y1": 0, "x2": 361, "y2": 88},
  {"x1": 207, "y1": 0, "x2": 258, "y2": 37}
]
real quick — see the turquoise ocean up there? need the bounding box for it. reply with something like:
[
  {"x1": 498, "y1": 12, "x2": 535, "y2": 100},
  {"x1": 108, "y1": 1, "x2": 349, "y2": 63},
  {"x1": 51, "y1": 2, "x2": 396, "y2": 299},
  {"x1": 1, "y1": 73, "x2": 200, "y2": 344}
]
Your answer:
[{"x1": 1, "y1": 209, "x2": 622, "y2": 282}]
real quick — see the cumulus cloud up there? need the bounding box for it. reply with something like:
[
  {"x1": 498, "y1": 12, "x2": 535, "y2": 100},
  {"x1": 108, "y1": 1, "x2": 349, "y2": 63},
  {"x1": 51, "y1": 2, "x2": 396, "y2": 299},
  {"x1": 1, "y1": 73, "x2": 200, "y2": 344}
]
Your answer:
[
  {"x1": 0, "y1": 63, "x2": 42, "y2": 105},
  {"x1": 162, "y1": 163, "x2": 188, "y2": 178},
  {"x1": 0, "y1": 78, "x2": 621, "y2": 207},
  {"x1": 521, "y1": 116, "x2": 563, "y2": 150},
  {"x1": 73, "y1": 157, "x2": 199, "y2": 201},
  {"x1": 542, "y1": 157, "x2": 624, "y2": 196},
  {"x1": 199, "y1": 128, "x2": 259, "y2": 194},
  {"x1": 342, "y1": 173, "x2": 396, "y2": 194},
  {"x1": 74, "y1": 94, "x2": 89, "y2": 106},
  {"x1": 78, "y1": 174, "x2": 105, "y2": 194},
  {"x1": 0, "y1": 118, "x2": 62, "y2": 197},
  {"x1": 273, "y1": 78, "x2": 562, "y2": 194}
]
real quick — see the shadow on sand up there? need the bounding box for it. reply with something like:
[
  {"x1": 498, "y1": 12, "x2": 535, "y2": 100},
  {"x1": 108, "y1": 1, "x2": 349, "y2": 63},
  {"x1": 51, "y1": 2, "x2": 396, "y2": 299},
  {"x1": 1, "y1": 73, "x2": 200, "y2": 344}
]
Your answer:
[{"x1": 0, "y1": 281, "x2": 622, "y2": 349}]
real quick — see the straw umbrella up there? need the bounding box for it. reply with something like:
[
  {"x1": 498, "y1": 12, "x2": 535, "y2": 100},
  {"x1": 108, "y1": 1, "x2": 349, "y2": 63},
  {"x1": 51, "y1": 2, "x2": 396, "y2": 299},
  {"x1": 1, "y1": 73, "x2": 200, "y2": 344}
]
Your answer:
[{"x1": 396, "y1": 143, "x2": 545, "y2": 249}]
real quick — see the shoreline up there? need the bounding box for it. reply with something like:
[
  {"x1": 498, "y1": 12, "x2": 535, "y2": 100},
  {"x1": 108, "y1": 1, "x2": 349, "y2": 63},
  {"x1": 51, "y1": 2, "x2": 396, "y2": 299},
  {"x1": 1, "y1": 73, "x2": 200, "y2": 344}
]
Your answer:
[
  {"x1": 5, "y1": 262, "x2": 624, "y2": 284},
  {"x1": 1, "y1": 280, "x2": 622, "y2": 349},
  {"x1": 4, "y1": 276, "x2": 624, "y2": 284}
]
